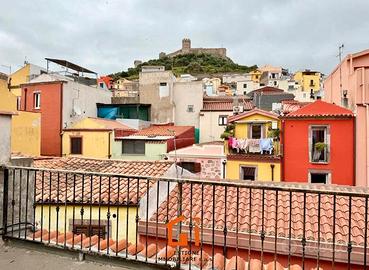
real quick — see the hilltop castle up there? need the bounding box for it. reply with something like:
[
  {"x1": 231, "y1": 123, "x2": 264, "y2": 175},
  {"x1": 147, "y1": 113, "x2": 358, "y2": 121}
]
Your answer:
[{"x1": 159, "y1": 38, "x2": 227, "y2": 59}]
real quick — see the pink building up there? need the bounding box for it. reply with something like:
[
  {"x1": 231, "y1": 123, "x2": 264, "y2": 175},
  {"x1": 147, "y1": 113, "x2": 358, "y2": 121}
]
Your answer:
[
  {"x1": 324, "y1": 49, "x2": 369, "y2": 186},
  {"x1": 166, "y1": 141, "x2": 226, "y2": 179}
]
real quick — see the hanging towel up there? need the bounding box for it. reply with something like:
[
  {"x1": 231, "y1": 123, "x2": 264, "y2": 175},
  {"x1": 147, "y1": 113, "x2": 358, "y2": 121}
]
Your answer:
[
  {"x1": 248, "y1": 139, "x2": 261, "y2": 153},
  {"x1": 260, "y1": 138, "x2": 273, "y2": 154}
]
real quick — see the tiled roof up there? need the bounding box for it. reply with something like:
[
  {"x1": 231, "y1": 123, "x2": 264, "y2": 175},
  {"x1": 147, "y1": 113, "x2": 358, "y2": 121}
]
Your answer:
[
  {"x1": 150, "y1": 182, "x2": 369, "y2": 247},
  {"x1": 281, "y1": 100, "x2": 310, "y2": 114},
  {"x1": 64, "y1": 117, "x2": 133, "y2": 131},
  {"x1": 128, "y1": 124, "x2": 193, "y2": 137},
  {"x1": 227, "y1": 153, "x2": 281, "y2": 162},
  {"x1": 202, "y1": 100, "x2": 254, "y2": 111},
  {"x1": 228, "y1": 108, "x2": 279, "y2": 123},
  {"x1": 285, "y1": 100, "x2": 354, "y2": 118},
  {"x1": 248, "y1": 86, "x2": 285, "y2": 95},
  {"x1": 30, "y1": 229, "x2": 325, "y2": 270},
  {"x1": 33, "y1": 157, "x2": 173, "y2": 205}
]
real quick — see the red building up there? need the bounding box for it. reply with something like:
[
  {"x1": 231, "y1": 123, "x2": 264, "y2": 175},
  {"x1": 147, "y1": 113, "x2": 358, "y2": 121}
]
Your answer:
[
  {"x1": 281, "y1": 100, "x2": 355, "y2": 185},
  {"x1": 20, "y1": 73, "x2": 111, "y2": 156}
]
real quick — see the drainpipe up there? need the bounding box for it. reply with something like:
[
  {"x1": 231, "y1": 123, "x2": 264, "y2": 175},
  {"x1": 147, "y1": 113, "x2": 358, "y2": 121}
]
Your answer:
[
  {"x1": 222, "y1": 159, "x2": 227, "y2": 179},
  {"x1": 281, "y1": 119, "x2": 285, "y2": 181},
  {"x1": 353, "y1": 116, "x2": 356, "y2": 186},
  {"x1": 108, "y1": 131, "x2": 112, "y2": 159},
  {"x1": 270, "y1": 164, "x2": 275, "y2": 181},
  {"x1": 361, "y1": 68, "x2": 369, "y2": 187},
  {"x1": 60, "y1": 83, "x2": 64, "y2": 157}
]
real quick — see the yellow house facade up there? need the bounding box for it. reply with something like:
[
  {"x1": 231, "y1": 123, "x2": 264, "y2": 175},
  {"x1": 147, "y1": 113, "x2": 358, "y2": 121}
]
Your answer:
[
  {"x1": 225, "y1": 108, "x2": 281, "y2": 182},
  {"x1": 9, "y1": 63, "x2": 45, "y2": 96},
  {"x1": 0, "y1": 72, "x2": 41, "y2": 156},
  {"x1": 62, "y1": 117, "x2": 135, "y2": 159},
  {"x1": 250, "y1": 69, "x2": 262, "y2": 83},
  {"x1": 293, "y1": 70, "x2": 321, "y2": 93}
]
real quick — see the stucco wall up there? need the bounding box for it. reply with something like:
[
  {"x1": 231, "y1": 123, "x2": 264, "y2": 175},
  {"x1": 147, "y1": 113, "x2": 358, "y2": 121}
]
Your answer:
[
  {"x1": 112, "y1": 141, "x2": 167, "y2": 160},
  {"x1": 283, "y1": 118, "x2": 354, "y2": 185},
  {"x1": 62, "y1": 80, "x2": 112, "y2": 128},
  {"x1": 11, "y1": 112, "x2": 41, "y2": 156},
  {"x1": 35, "y1": 205, "x2": 138, "y2": 243},
  {"x1": 0, "y1": 115, "x2": 12, "y2": 164},
  {"x1": 199, "y1": 111, "x2": 233, "y2": 143},
  {"x1": 62, "y1": 130, "x2": 112, "y2": 159},
  {"x1": 139, "y1": 71, "x2": 175, "y2": 124},
  {"x1": 173, "y1": 81, "x2": 203, "y2": 128},
  {"x1": 226, "y1": 160, "x2": 281, "y2": 181}
]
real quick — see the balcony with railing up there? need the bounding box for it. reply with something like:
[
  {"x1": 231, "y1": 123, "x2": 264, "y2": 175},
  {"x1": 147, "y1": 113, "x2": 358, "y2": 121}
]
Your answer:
[{"x1": 1, "y1": 166, "x2": 369, "y2": 270}]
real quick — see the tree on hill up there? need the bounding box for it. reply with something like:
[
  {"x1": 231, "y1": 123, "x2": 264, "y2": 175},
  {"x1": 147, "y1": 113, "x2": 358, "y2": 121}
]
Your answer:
[{"x1": 110, "y1": 53, "x2": 257, "y2": 80}]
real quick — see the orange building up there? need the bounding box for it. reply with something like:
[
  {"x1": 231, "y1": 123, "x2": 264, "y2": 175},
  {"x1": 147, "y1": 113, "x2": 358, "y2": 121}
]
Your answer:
[{"x1": 281, "y1": 100, "x2": 355, "y2": 185}]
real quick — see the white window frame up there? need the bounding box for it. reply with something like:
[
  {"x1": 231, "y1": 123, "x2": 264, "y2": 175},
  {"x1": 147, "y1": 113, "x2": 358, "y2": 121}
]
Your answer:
[
  {"x1": 308, "y1": 125, "x2": 330, "y2": 163},
  {"x1": 218, "y1": 115, "x2": 228, "y2": 126},
  {"x1": 34, "y1": 92, "x2": 41, "y2": 109},
  {"x1": 308, "y1": 169, "x2": 331, "y2": 184}
]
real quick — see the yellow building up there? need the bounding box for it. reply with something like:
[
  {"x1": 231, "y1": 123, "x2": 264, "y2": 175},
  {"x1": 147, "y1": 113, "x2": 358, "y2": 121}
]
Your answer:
[
  {"x1": 62, "y1": 117, "x2": 135, "y2": 159},
  {"x1": 250, "y1": 69, "x2": 262, "y2": 83},
  {"x1": 0, "y1": 72, "x2": 41, "y2": 156},
  {"x1": 225, "y1": 108, "x2": 281, "y2": 181},
  {"x1": 33, "y1": 157, "x2": 175, "y2": 246},
  {"x1": 293, "y1": 70, "x2": 321, "y2": 93},
  {"x1": 9, "y1": 63, "x2": 45, "y2": 96}
]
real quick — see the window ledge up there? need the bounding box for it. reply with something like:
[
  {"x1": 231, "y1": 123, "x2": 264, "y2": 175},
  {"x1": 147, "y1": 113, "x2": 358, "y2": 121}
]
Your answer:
[{"x1": 310, "y1": 161, "x2": 329, "y2": 165}]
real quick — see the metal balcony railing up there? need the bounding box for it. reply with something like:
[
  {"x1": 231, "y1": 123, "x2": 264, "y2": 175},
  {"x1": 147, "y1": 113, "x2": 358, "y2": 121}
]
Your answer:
[{"x1": 1, "y1": 166, "x2": 369, "y2": 270}]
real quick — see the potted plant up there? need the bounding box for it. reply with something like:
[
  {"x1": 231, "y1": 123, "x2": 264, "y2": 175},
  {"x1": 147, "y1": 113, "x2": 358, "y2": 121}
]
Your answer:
[
  {"x1": 220, "y1": 123, "x2": 235, "y2": 140},
  {"x1": 313, "y1": 142, "x2": 327, "y2": 161},
  {"x1": 267, "y1": 128, "x2": 280, "y2": 141}
]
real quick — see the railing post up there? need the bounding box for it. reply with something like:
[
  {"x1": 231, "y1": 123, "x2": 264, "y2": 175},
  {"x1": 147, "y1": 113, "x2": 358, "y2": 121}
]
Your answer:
[
  {"x1": 176, "y1": 181, "x2": 183, "y2": 269},
  {"x1": 2, "y1": 168, "x2": 9, "y2": 239}
]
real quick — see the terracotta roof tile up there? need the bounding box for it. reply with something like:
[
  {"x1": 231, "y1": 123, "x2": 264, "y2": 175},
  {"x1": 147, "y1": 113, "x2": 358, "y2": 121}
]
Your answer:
[
  {"x1": 29, "y1": 230, "x2": 326, "y2": 270},
  {"x1": 202, "y1": 100, "x2": 254, "y2": 111},
  {"x1": 284, "y1": 100, "x2": 354, "y2": 118},
  {"x1": 129, "y1": 124, "x2": 193, "y2": 137},
  {"x1": 149, "y1": 183, "x2": 369, "y2": 248},
  {"x1": 33, "y1": 157, "x2": 173, "y2": 205}
]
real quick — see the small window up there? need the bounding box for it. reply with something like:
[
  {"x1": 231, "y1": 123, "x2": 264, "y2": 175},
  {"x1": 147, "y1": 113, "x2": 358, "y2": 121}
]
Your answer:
[
  {"x1": 250, "y1": 124, "x2": 262, "y2": 139},
  {"x1": 122, "y1": 140, "x2": 145, "y2": 154},
  {"x1": 240, "y1": 166, "x2": 256, "y2": 181},
  {"x1": 34, "y1": 92, "x2": 41, "y2": 109},
  {"x1": 16, "y1": 96, "x2": 21, "y2": 111},
  {"x1": 160, "y1": 82, "x2": 167, "y2": 86},
  {"x1": 178, "y1": 162, "x2": 201, "y2": 174},
  {"x1": 187, "y1": 105, "x2": 194, "y2": 112},
  {"x1": 310, "y1": 79, "x2": 314, "y2": 86},
  {"x1": 99, "y1": 82, "x2": 105, "y2": 88},
  {"x1": 73, "y1": 224, "x2": 106, "y2": 239},
  {"x1": 310, "y1": 126, "x2": 329, "y2": 163},
  {"x1": 243, "y1": 83, "x2": 247, "y2": 89},
  {"x1": 70, "y1": 137, "x2": 82, "y2": 155},
  {"x1": 218, "y1": 115, "x2": 228, "y2": 126},
  {"x1": 273, "y1": 81, "x2": 278, "y2": 86},
  {"x1": 310, "y1": 173, "x2": 328, "y2": 184}
]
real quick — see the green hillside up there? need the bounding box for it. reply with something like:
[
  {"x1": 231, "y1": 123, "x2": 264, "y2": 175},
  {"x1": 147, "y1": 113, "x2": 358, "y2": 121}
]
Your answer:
[{"x1": 110, "y1": 53, "x2": 257, "y2": 80}]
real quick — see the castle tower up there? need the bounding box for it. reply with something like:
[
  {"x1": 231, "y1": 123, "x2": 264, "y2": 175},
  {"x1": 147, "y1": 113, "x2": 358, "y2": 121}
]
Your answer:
[{"x1": 182, "y1": 38, "x2": 191, "y2": 53}]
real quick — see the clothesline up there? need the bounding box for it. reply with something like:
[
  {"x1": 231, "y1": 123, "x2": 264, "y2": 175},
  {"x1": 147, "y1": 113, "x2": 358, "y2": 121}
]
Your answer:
[{"x1": 228, "y1": 137, "x2": 274, "y2": 154}]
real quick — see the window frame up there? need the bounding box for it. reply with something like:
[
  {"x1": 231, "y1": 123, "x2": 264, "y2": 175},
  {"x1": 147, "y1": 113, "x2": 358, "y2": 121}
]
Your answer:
[
  {"x1": 218, "y1": 115, "x2": 228, "y2": 126},
  {"x1": 33, "y1": 91, "x2": 41, "y2": 109},
  {"x1": 122, "y1": 140, "x2": 145, "y2": 155},
  {"x1": 249, "y1": 123, "x2": 263, "y2": 139},
  {"x1": 239, "y1": 165, "x2": 257, "y2": 181},
  {"x1": 308, "y1": 125, "x2": 330, "y2": 163},
  {"x1": 187, "y1": 105, "x2": 194, "y2": 113},
  {"x1": 70, "y1": 136, "x2": 83, "y2": 155},
  {"x1": 308, "y1": 169, "x2": 331, "y2": 184}
]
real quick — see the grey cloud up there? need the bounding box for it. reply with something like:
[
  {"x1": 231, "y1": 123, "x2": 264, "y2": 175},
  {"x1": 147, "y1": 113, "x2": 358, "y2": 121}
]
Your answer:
[{"x1": 0, "y1": 0, "x2": 368, "y2": 75}]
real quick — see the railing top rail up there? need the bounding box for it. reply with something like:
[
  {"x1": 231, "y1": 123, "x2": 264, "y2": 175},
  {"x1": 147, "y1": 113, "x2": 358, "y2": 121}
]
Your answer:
[{"x1": 4, "y1": 165, "x2": 369, "y2": 197}]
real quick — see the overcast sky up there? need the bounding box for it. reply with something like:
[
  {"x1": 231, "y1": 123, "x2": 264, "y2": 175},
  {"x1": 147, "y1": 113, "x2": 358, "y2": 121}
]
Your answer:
[{"x1": 1, "y1": 0, "x2": 368, "y2": 76}]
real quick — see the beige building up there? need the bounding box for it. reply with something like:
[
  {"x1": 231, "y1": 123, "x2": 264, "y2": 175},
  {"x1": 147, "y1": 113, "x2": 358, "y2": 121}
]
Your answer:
[{"x1": 199, "y1": 96, "x2": 253, "y2": 143}]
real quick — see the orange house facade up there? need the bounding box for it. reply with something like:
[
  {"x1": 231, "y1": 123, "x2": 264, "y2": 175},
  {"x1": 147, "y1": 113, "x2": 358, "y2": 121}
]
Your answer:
[
  {"x1": 20, "y1": 74, "x2": 112, "y2": 156},
  {"x1": 281, "y1": 100, "x2": 355, "y2": 185}
]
